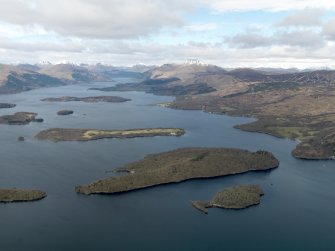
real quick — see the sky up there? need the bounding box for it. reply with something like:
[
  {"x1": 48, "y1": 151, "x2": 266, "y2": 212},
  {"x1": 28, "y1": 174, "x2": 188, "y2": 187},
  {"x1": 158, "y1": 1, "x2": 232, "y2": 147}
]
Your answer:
[{"x1": 0, "y1": 0, "x2": 335, "y2": 68}]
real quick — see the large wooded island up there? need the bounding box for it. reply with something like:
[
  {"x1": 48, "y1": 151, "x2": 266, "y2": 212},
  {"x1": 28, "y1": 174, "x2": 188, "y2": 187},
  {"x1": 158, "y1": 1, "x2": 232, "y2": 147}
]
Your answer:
[{"x1": 75, "y1": 148, "x2": 279, "y2": 195}]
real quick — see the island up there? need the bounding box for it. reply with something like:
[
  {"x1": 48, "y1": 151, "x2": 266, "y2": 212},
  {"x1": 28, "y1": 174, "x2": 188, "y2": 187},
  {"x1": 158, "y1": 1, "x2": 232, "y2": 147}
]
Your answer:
[
  {"x1": 75, "y1": 148, "x2": 279, "y2": 195},
  {"x1": 0, "y1": 188, "x2": 46, "y2": 203},
  {"x1": 0, "y1": 112, "x2": 40, "y2": 125},
  {"x1": 34, "y1": 118, "x2": 44, "y2": 123},
  {"x1": 17, "y1": 136, "x2": 25, "y2": 141},
  {"x1": 41, "y1": 96, "x2": 131, "y2": 103},
  {"x1": 35, "y1": 128, "x2": 185, "y2": 142},
  {"x1": 57, "y1": 110, "x2": 74, "y2": 115},
  {"x1": 191, "y1": 185, "x2": 264, "y2": 214},
  {"x1": 0, "y1": 103, "x2": 16, "y2": 109}
]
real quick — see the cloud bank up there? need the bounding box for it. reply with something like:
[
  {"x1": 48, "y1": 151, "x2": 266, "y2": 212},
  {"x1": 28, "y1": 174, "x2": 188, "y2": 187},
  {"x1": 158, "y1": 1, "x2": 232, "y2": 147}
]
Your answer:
[{"x1": 0, "y1": 0, "x2": 334, "y2": 68}]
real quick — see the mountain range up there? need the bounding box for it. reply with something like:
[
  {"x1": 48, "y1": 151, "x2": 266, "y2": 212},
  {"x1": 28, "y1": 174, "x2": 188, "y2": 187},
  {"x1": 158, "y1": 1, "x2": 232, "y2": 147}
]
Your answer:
[{"x1": 0, "y1": 63, "x2": 152, "y2": 94}]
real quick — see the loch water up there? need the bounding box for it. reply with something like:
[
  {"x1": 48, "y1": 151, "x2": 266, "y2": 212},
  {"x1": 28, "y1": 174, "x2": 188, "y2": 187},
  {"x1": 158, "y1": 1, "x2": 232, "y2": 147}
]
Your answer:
[{"x1": 0, "y1": 79, "x2": 334, "y2": 251}]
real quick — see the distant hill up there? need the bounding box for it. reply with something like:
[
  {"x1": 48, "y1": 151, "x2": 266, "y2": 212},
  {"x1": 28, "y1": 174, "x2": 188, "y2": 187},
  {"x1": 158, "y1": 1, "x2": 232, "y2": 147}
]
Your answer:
[
  {"x1": 0, "y1": 65, "x2": 65, "y2": 94},
  {"x1": 0, "y1": 63, "x2": 147, "y2": 94},
  {"x1": 106, "y1": 63, "x2": 335, "y2": 160},
  {"x1": 101, "y1": 64, "x2": 230, "y2": 96},
  {"x1": 38, "y1": 64, "x2": 108, "y2": 82},
  {"x1": 146, "y1": 63, "x2": 227, "y2": 81}
]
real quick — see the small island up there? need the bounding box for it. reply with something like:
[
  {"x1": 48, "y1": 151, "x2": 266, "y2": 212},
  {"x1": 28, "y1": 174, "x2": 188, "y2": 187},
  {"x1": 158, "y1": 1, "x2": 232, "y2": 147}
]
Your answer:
[
  {"x1": 0, "y1": 188, "x2": 46, "y2": 203},
  {"x1": 0, "y1": 103, "x2": 16, "y2": 109},
  {"x1": 17, "y1": 136, "x2": 25, "y2": 141},
  {"x1": 0, "y1": 112, "x2": 40, "y2": 125},
  {"x1": 75, "y1": 148, "x2": 279, "y2": 195},
  {"x1": 35, "y1": 128, "x2": 185, "y2": 142},
  {"x1": 41, "y1": 96, "x2": 131, "y2": 103},
  {"x1": 57, "y1": 110, "x2": 74, "y2": 115},
  {"x1": 34, "y1": 118, "x2": 44, "y2": 123},
  {"x1": 191, "y1": 185, "x2": 264, "y2": 214}
]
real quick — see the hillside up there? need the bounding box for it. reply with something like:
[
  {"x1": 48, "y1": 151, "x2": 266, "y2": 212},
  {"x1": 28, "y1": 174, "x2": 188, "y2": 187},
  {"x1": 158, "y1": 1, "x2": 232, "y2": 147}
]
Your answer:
[
  {"x1": 0, "y1": 64, "x2": 65, "y2": 94},
  {"x1": 38, "y1": 64, "x2": 109, "y2": 82},
  {"x1": 99, "y1": 64, "x2": 238, "y2": 96},
  {"x1": 38, "y1": 63, "x2": 144, "y2": 82},
  {"x1": 100, "y1": 64, "x2": 335, "y2": 160},
  {"x1": 0, "y1": 63, "x2": 145, "y2": 94}
]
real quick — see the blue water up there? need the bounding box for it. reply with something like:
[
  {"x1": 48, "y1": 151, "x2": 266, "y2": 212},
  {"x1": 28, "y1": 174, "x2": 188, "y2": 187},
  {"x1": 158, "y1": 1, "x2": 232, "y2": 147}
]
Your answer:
[{"x1": 0, "y1": 79, "x2": 334, "y2": 251}]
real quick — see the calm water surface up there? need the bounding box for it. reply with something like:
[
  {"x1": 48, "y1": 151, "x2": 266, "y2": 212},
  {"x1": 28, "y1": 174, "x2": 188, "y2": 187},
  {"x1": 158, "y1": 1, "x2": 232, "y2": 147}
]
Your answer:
[{"x1": 0, "y1": 79, "x2": 334, "y2": 251}]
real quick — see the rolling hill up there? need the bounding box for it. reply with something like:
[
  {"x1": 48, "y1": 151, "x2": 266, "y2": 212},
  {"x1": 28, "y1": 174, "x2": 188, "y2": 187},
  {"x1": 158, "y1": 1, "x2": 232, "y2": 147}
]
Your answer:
[{"x1": 103, "y1": 63, "x2": 335, "y2": 160}]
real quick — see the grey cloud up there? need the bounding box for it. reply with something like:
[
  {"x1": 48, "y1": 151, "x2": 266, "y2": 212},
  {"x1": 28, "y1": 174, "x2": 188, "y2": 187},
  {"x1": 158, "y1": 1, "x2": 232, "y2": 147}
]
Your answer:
[
  {"x1": 322, "y1": 18, "x2": 335, "y2": 40},
  {"x1": 0, "y1": 37, "x2": 86, "y2": 52},
  {"x1": 226, "y1": 29, "x2": 324, "y2": 49},
  {"x1": 1, "y1": 39, "x2": 335, "y2": 69},
  {"x1": 87, "y1": 40, "x2": 167, "y2": 55},
  {"x1": 201, "y1": 0, "x2": 335, "y2": 12},
  {"x1": 277, "y1": 8, "x2": 324, "y2": 27},
  {"x1": 276, "y1": 30, "x2": 324, "y2": 48},
  {"x1": 0, "y1": 0, "x2": 192, "y2": 39},
  {"x1": 187, "y1": 41, "x2": 222, "y2": 48},
  {"x1": 225, "y1": 33, "x2": 273, "y2": 48}
]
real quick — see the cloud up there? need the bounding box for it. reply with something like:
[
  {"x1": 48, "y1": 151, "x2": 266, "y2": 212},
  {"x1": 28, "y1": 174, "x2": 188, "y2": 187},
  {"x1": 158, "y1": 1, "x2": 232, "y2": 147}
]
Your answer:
[
  {"x1": 277, "y1": 8, "x2": 324, "y2": 27},
  {"x1": 0, "y1": 37, "x2": 86, "y2": 52},
  {"x1": 0, "y1": 0, "x2": 193, "y2": 39},
  {"x1": 0, "y1": 0, "x2": 335, "y2": 69},
  {"x1": 1, "y1": 38, "x2": 335, "y2": 69},
  {"x1": 322, "y1": 18, "x2": 335, "y2": 40},
  {"x1": 225, "y1": 33, "x2": 273, "y2": 48},
  {"x1": 277, "y1": 30, "x2": 324, "y2": 48},
  {"x1": 202, "y1": 0, "x2": 335, "y2": 12},
  {"x1": 226, "y1": 29, "x2": 324, "y2": 49},
  {"x1": 185, "y1": 22, "x2": 219, "y2": 32}
]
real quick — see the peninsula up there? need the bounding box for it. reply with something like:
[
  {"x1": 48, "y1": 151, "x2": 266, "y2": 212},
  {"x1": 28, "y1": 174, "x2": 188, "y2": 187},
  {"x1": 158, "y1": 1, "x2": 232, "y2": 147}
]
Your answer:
[
  {"x1": 41, "y1": 96, "x2": 130, "y2": 103},
  {"x1": 0, "y1": 189, "x2": 46, "y2": 203},
  {"x1": 75, "y1": 148, "x2": 279, "y2": 195},
  {"x1": 0, "y1": 112, "x2": 40, "y2": 125},
  {"x1": 191, "y1": 185, "x2": 264, "y2": 214},
  {"x1": 35, "y1": 128, "x2": 185, "y2": 142}
]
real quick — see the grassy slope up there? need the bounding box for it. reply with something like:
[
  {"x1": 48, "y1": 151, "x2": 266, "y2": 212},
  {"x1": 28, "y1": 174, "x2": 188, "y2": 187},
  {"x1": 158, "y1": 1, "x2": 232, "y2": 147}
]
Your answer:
[{"x1": 165, "y1": 70, "x2": 335, "y2": 159}]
